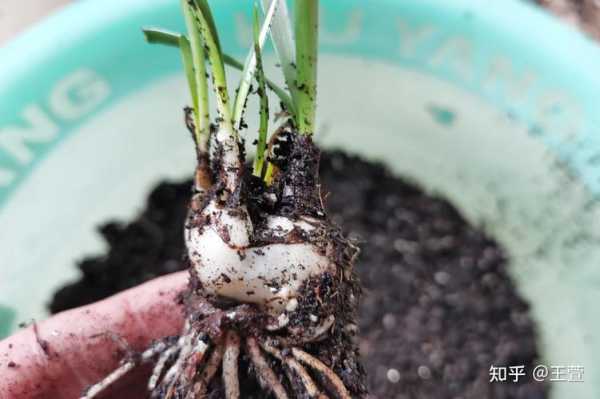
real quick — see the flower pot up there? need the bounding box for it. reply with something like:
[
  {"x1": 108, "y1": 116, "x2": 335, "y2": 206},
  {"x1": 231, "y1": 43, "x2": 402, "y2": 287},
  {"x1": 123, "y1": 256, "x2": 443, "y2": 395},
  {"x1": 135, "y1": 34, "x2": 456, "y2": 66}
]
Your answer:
[{"x1": 1, "y1": 1, "x2": 599, "y2": 397}]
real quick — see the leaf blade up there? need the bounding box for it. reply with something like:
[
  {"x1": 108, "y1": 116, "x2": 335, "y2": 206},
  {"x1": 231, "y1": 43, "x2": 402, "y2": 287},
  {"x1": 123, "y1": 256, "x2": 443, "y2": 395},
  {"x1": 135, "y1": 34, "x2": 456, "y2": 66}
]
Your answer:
[
  {"x1": 295, "y1": 0, "x2": 318, "y2": 135},
  {"x1": 182, "y1": 0, "x2": 210, "y2": 149},
  {"x1": 232, "y1": 0, "x2": 280, "y2": 129},
  {"x1": 142, "y1": 27, "x2": 181, "y2": 47},
  {"x1": 178, "y1": 35, "x2": 198, "y2": 112},
  {"x1": 252, "y1": 5, "x2": 270, "y2": 178},
  {"x1": 261, "y1": 0, "x2": 297, "y2": 107},
  {"x1": 189, "y1": 0, "x2": 232, "y2": 126}
]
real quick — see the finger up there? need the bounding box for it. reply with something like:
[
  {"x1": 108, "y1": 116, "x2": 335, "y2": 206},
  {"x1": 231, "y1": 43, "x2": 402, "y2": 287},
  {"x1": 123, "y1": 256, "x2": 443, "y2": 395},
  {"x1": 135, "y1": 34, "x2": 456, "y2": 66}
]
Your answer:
[{"x1": 0, "y1": 271, "x2": 188, "y2": 399}]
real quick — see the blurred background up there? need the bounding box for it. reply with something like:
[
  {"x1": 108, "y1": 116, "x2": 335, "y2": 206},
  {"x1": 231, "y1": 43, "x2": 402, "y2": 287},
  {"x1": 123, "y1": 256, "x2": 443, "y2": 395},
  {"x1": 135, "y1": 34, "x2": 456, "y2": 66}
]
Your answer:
[
  {"x1": 0, "y1": 0, "x2": 71, "y2": 43},
  {"x1": 2, "y1": 0, "x2": 600, "y2": 44}
]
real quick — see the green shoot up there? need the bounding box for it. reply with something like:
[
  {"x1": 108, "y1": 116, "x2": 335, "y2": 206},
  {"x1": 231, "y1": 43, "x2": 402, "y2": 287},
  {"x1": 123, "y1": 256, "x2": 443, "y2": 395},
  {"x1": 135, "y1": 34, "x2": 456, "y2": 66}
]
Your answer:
[
  {"x1": 261, "y1": 0, "x2": 297, "y2": 108},
  {"x1": 294, "y1": 0, "x2": 319, "y2": 135},
  {"x1": 177, "y1": 36, "x2": 198, "y2": 119},
  {"x1": 252, "y1": 5, "x2": 269, "y2": 178},
  {"x1": 190, "y1": 0, "x2": 221, "y2": 53},
  {"x1": 232, "y1": 0, "x2": 279, "y2": 130},
  {"x1": 189, "y1": 0, "x2": 233, "y2": 131},
  {"x1": 143, "y1": 27, "x2": 180, "y2": 46},
  {"x1": 142, "y1": 28, "x2": 295, "y2": 115},
  {"x1": 182, "y1": 0, "x2": 210, "y2": 151},
  {"x1": 144, "y1": 0, "x2": 321, "y2": 188},
  {"x1": 224, "y1": 54, "x2": 295, "y2": 117}
]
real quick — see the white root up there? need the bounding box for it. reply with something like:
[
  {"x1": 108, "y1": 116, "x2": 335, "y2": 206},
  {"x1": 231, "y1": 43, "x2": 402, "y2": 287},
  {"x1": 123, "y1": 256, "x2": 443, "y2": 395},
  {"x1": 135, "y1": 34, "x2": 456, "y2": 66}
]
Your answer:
[
  {"x1": 148, "y1": 345, "x2": 180, "y2": 391},
  {"x1": 291, "y1": 348, "x2": 352, "y2": 399},
  {"x1": 261, "y1": 341, "x2": 324, "y2": 398},
  {"x1": 81, "y1": 361, "x2": 135, "y2": 399},
  {"x1": 247, "y1": 337, "x2": 289, "y2": 399},
  {"x1": 185, "y1": 338, "x2": 211, "y2": 381},
  {"x1": 201, "y1": 343, "x2": 225, "y2": 382},
  {"x1": 161, "y1": 322, "x2": 193, "y2": 382},
  {"x1": 286, "y1": 358, "x2": 324, "y2": 398},
  {"x1": 288, "y1": 314, "x2": 335, "y2": 343},
  {"x1": 83, "y1": 328, "x2": 355, "y2": 399},
  {"x1": 80, "y1": 341, "x2": 169, "y2": 399},
  {"x1": 184, "y1": 343, "x2": 225, "y2": 399},
  {"x1": 162, "y1": 331, "x2": 209, "y2": 399},
  {"x1": 223, "y1": 331, "x2": 241, "y2": 399}
]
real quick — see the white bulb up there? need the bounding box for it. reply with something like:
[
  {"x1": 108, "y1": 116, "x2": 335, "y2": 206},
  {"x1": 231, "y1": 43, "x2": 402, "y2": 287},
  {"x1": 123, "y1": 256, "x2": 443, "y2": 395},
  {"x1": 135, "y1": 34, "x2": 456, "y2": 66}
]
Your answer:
[{"x1": 187, "y1": 200, "x2": 332, "y2": 315}]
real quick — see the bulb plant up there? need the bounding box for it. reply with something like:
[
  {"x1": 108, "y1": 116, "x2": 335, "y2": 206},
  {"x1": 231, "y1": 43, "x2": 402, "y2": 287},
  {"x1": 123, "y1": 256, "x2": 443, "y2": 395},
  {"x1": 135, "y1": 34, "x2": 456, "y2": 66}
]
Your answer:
[{"x1": 82, "y1": 1, "x2": 367, "y2": 398}]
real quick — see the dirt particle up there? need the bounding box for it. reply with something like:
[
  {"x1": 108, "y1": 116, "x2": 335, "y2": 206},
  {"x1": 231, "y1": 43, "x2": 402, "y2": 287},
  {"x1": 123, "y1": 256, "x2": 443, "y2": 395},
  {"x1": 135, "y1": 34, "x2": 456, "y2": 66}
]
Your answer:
[
  {"x1": 433, "y1": 271, "x2": 450, "y2": 286},
  {"x1": 417, "y1": 365, "x2": 432, "y2": 380},
  {"x1": 386, "y1": 368, "x2": 401, "y2": 383},
  {"x1": 381, "y1": 314, "x2": 396, "y2": 330}
]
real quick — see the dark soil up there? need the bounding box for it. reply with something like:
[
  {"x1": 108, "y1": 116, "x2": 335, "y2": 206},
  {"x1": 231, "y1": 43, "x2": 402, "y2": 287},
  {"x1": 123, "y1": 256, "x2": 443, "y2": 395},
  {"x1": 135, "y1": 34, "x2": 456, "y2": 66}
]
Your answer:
[{"x1": 50, "y1": 151, "x2": 547, "y2": 399}]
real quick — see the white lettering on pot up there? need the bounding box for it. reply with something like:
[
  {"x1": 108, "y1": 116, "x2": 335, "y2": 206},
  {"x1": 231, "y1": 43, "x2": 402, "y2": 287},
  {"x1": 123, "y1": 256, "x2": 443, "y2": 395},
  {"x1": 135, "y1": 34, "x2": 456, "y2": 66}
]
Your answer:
[
  {"x1": 483, "y1": 56, "x2": 538, "y2": 104},
  {"x1": 397, "y1": 20, "x2": 437, "y2": 58},
  {"x1": 429, "y1": 36, "x2": 476, "y2": 83},
  {"x1": 395, "y1": 17, "x2": 584, "y2": 142},
  {"x1": 235, "y1": 7, "x2": 363, "y2": 48},
  {"x1": 321, "y1": 9, "x2": 363, "y2": 46},
  {"x1": 0, "y1": 69, "x2": 110, "y2": 188},
  {"x1": 0, "y1": 105, "x2": 59, "y2": 165},
  {"x1": 50, "y1": 69, "x2": 110, "y2": 121}
]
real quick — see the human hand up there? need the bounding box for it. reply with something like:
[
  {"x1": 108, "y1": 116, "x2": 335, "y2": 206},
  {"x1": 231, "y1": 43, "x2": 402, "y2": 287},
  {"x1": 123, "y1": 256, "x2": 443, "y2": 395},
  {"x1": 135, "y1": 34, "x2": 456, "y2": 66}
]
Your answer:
[{"x1": 0, "y1": 271, "x2": 187, "y2": 399}]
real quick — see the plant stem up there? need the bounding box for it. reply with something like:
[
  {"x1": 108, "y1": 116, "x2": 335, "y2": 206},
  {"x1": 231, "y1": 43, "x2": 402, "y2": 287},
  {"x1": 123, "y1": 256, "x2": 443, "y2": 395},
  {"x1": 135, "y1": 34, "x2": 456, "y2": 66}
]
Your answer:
[
  {"x1": 178, "y1": 36, "x2": 198, "y2": 116},
  {"x1": 182, "y1": 0, "x2": 210, "y2": 152},
  {"x1": 261, "y1": 0, "x2": 298, "y2": 113},
  {"x1": 189, "y1": 0, "x2": 243, "y2": 194},
  {"x1": 223, "y1": 54, "x2": 296, "y2": 117},
  {"x1": 295, "y1": 0, "x2": 319, "y2": 135},
  {"x1": 143, "y1": 28, "x2": 181, "y2": 46},
  {"x1": 191, "y1": 0, "x2": 233, "y2": 131},
  {"x1": 142, "y1": 29, "x2": 295, "y2": 116},
  {"x1": 252, "y1": 6, "x2": 269, "y2": 178},
  {"x1": 232, "y1": 0, "x2": 279, "y2": 131}
]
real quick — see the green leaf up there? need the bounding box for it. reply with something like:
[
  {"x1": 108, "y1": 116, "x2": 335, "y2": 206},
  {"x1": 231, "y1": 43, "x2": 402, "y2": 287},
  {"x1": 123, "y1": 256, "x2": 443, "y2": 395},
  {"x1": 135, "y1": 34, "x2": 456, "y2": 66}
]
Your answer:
[
  {"x1": 189, "y1": 0, "x2": 232, "y2": 127},
  {"x1": 142, "y1": 29, "x2": 294, "y2": 114},
  {"x1": 232, "y1": 0, "x2": 279, "y2": 130},
  {"x1": 142, "y1": 27, "x2": 181, "y2": 47},
  {"x1": 223, "y1": 55, "x2": 294, "y2": 115},
  {"x1": 178, "y1": 35, "x2": 198, "y2": 116},
  {"x1": 261, "y1": 0, "x2": 297, "y2": 110},
  {"x1": 252, "y1": 5, "x2": 270, "y2": 178},
  {"x1": 182, "y1": 0, "x2": 210, "y2": 150},
  {"x1": 295, "y1": 0, "x2": 319, "y2": 135},
  {"x1": 191, "y1": 0, "x2": 221, "y2": 52}
]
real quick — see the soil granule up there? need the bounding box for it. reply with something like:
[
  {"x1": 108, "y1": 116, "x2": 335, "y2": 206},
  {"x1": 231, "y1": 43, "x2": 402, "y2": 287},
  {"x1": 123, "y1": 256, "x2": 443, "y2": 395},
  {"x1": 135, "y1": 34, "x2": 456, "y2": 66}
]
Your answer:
[{"x1": 50, "y1": 151, "x2": 547, "y2": 399}]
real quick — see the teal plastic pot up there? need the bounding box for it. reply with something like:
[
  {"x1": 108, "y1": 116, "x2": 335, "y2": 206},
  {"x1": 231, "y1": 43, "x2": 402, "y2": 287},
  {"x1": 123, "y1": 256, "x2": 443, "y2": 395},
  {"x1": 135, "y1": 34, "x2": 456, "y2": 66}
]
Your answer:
[{"x1": 1, "y1": 1, "x2": 599, "y2": 397}]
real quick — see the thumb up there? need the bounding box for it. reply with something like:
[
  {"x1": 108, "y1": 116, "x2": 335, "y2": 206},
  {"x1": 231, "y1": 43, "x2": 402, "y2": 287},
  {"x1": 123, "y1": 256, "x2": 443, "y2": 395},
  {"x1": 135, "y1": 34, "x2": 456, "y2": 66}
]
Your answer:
[{"x1": 0, "y1": 271, "x2": 188, "y2": 399}]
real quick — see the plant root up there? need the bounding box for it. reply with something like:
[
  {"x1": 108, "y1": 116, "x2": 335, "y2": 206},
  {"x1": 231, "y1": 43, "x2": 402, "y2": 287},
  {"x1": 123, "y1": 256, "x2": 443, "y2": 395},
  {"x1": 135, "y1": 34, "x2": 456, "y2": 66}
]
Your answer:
[
  {"x1": 246, "y1": 337, "x2": 289, "y2": 399},
  {"x1": 81, "y1": 309, "x2": 361, "y2": 399},
  {"x1": 290, "y1": 348, "x2": 351, "y2": 399},
  {"x1": 81, "y1": 339, "x2": 172, "y2": 399},
  {"x1": 223, "y1": 331, "x2": 241, "y2": 399}
]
